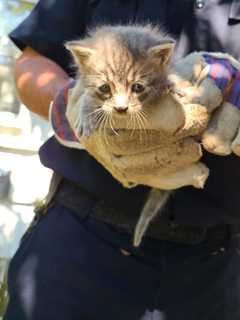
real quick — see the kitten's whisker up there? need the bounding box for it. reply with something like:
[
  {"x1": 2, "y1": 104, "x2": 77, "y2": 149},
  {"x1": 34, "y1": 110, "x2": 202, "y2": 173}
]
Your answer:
[
  {"x1": 127, "y1": 112, "x2": 132, "y2": 130},
  {"x1": 130, "y1": 112, "x2": 137, "y2": 138},
  {"x1": 88, "y1": 111, "x2": 104, "y2": 127},
  {"x1": 109, "y1": 114, "x2": 119, "y2": 136},
  {"x1": 98, "y1": 112, "x2": 105, "y2": 131},
  {"x1": 93, "y1": 109, "x2": 104, "y2": 121},
  {"x1": 105, "y1": 110, "x2": 113, "y2": 133},
  {"x1": 135, "y1": 113, "x2": 143, "y2": 130},
  {"x1": 103, "y1": 113, "x2": 111, "y2": 146},
  {"x1": 127, "y1": 112, "x2": 132, "y2": 129},
  {"x1": 140, "y1": 110, "x2": 148, "y2": 121},
  {"x1": 98, "y1": 114, "x2": 104, "y2": 131},
  {"x1": 138, "y1": 110, "x2": 147, "y2": 122},
  {"x1": 73, "y1": 109, "x2": 83, "y2": 131},
  {"x1": 135, "y1": 113, "x2": 144, "y2": 141},
  {"x1": 86, "y1": 108, "x2": 103, "y2": 118},
  {"x1": 127, "y1": 112, "x2": 133, "y2": 138},
  {"x1": 141, "y1": 113, "x2": 148, "y2": 134},
  {"x1": 74, "y1": 114, "x2": 84, "y2": 136},
  {"x1": 135, "y1": 111, "x2": 148, "y2": 141},
  {"x1": 93, "y1": 111, "x2": 103, "y2": 122},
  {"x1": 128, "y1": 112, "x2": 133, "y2": 136},
  {"x1": 98, "y1": 111, "x2": 110, "y2": 147},
  {"x1": 138, "y1": 111, "x2": 148, "y2": 131},
  {"x1": 74, "y1": 118, "x2": 80, "y2": 133},
  {"x1": 95, "y1": 111, "x2": 106, "y2": 131},
  {"x1": 138, "y1": 112, "x2": 148, "y2": 140},
  {"x1": 131, "y1": 113, "x2": 141, "y2": 140}
]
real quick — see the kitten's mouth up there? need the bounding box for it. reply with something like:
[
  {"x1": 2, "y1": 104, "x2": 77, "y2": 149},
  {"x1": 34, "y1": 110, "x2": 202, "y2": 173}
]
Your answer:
[
  {"x1": 114, "y1": 107, "x2": 128, "y2": 113},
  {"x1": 113, "y1": 107, "x2": 129, "y2": 117}
]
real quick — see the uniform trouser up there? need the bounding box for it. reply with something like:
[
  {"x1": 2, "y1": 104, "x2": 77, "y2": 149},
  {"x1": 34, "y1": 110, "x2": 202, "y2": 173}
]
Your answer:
[{"x1": 3, "y1": 203, "x2": 240, "y2": 320}]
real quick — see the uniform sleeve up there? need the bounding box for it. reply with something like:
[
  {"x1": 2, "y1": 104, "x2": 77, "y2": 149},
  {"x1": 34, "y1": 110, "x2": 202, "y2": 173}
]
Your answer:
[{"x1": 9, "y1": 0, "x2": 89, "y2": 74}]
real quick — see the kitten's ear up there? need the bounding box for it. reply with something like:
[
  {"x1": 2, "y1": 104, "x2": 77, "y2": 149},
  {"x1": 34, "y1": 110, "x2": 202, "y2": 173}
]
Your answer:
[
  {"x1": 148, "y1": 41, "x2": 175, "y2": 66},
  {"x1": 65, "y1": 41, "x2": 95, "y2": 67}
]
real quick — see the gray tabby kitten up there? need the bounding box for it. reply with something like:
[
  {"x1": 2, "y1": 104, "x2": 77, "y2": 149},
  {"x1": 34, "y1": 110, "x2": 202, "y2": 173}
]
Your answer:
[{"x1": 66, "y1": 25, "x2": 175, "y2": 246}]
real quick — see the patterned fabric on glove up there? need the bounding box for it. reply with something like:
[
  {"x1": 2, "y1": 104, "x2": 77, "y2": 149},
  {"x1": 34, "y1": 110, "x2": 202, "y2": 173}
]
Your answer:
[
  {"x1": 50, "y1": 79, "x2": 80, "y2": 149},
  {"x1": 202, "y1": 53, "x2": 240, "y2": 155},
  {"x1": 171, "y1": 52, "x2": 240, "y2": 155}
]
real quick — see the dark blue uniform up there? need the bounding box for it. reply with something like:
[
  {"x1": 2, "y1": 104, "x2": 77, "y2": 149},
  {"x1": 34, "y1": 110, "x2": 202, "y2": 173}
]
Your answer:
[{"x1": 5, "y1": 1, "x2": 240, "y2": 319}]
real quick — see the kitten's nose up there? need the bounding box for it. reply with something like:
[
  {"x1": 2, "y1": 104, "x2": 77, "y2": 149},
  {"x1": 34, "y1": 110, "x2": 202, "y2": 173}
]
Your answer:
[
  {"x1": 114, "y1": 106, "x2": 128, "y2": 113},
  {"x1": 114, "y1": 94, "x2": 128, "y2": 113}
]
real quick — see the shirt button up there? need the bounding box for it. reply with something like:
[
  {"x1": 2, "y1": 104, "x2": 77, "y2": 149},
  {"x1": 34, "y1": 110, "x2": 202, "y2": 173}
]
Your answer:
[{"x1": 195, "y1": 0, "x2": 205, "y2": 9}]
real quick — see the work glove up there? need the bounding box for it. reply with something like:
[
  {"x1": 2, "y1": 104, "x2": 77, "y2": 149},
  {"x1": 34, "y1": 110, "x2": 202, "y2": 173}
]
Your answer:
[
  {"x1": 50, "y1": 79, "x2": 210, "y2": 190},
  {"x1": 170, "y1": 52, "x2": 240, "y2": 155},
  {"x1": 50, "y1": 51, "x2": 240, "y2": 190}
]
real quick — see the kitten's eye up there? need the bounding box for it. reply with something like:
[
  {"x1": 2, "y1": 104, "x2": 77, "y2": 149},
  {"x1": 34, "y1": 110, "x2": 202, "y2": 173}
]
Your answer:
[
  {"x1": 98, "y1": 84, "x2": 111, "y2": 94},
  {"x1": 132, "y1": 83, "x2": 145, "y2": 93}
]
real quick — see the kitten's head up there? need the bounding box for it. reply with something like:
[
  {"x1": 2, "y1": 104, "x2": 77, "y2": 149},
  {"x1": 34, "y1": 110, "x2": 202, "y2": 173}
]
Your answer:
[{"x1": 66, "y1": 25, "x2": 175, "y2": 122}]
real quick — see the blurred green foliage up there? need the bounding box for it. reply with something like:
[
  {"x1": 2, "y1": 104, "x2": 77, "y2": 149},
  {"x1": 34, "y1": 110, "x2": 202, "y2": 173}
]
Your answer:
[{"x1": 0, "y1": 0, "x2": 34, "y2": 37}]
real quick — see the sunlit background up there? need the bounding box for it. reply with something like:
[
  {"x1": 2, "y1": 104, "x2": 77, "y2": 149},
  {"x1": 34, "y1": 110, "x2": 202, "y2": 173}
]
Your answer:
[{"x1": 0, "y1": 1, "x2": 52, "y2": 315}]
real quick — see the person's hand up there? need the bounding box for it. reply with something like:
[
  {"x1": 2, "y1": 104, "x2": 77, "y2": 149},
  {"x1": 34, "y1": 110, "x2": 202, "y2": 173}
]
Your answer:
[
  {"x1": 50, "y1": 51, "x2": 240, "y2": 191},
  {"x1": 50, "y1": 79, "x2": 210, "y2": 190},
  {"x1": 170, "y1": 52, "x2": 240, "y2": 156}
]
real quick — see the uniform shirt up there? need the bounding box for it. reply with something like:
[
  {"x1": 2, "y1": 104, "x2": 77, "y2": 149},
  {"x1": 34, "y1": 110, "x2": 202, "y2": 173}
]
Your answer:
[{"x1": 9, "y1": 0, "x2": 240, "y2": 226}]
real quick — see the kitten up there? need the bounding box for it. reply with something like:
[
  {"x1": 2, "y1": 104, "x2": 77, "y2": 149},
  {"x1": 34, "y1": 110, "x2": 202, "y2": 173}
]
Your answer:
[{"x1": 66, "y1": 24, "x2": 175, "y2": 246}]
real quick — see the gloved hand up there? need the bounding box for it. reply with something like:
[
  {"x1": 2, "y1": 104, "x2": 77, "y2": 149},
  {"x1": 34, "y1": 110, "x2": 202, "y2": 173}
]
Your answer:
[
  {"x1": 170, "y1": 52, "x2": 240, "y2": 155},
  {"x1": 50, "y1": 51, "x2": 240, "y2": 190},
  {"x1": 50, "y1": 79, "x2": 210, "y2": 190}
]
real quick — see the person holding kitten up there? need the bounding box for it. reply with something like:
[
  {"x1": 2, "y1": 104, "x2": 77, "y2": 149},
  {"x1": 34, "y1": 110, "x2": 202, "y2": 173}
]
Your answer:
[{"x1": 4, "y1": 1, "x2": 240, "y2": 320}]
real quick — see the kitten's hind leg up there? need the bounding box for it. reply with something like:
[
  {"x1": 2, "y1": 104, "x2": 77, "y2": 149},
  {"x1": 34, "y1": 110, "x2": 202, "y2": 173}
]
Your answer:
[{"x1": 133, "y1": 189, "x2": 170, "y2": 247}]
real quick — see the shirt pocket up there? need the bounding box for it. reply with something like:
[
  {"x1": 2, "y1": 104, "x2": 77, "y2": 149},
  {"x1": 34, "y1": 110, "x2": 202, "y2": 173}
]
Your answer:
[{"x1": 88, "y1": 0, "x2": 138, "y2": 28}]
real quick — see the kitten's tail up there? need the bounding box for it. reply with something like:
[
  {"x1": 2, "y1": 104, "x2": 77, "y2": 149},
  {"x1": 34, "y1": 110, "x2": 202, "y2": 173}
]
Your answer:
[{"x1": 133, "y1": 189, "x2": 170, "y2": 247}]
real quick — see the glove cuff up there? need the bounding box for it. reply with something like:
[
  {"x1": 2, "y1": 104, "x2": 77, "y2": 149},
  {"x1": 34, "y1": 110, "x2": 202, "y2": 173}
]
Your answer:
[
  {"x1": 227, "y1": 71, "x2": 240, "y2": 109},
  {"x1": 50, "y1": 79, "x2": 82, "y2": 149},
  {"x1": 203, "y1": 53, "x2": 237, "y2": 92}
]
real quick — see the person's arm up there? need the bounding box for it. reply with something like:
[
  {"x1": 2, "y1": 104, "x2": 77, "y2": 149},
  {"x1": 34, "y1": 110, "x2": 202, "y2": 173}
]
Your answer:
[{"x1": 15, "y1": 46, "x2": 70, "y2": 120}]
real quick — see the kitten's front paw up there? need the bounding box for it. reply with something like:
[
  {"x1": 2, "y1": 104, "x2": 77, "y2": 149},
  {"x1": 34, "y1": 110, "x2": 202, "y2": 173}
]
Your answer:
[{"x1": 76, "y1": 118, "x2": 96, "y2": 137}]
